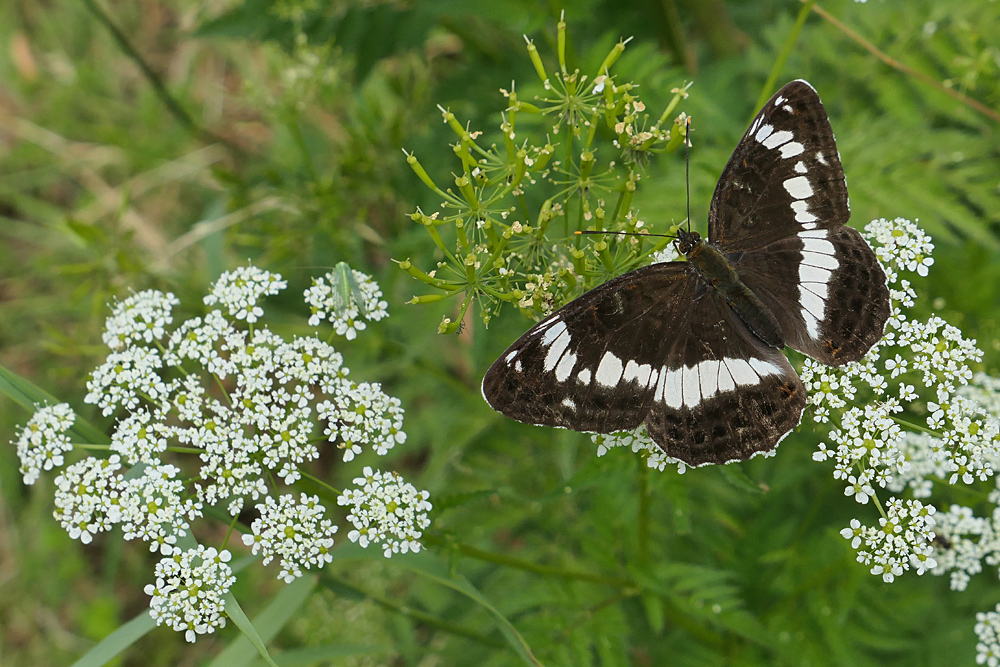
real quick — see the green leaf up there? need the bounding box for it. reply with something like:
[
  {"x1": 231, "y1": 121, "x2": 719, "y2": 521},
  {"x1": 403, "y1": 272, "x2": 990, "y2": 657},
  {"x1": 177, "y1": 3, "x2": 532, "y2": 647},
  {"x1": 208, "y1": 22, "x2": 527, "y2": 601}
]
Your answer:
[
  {"x1": 399, "y1": 552, "x2": 544, "y2": 667},
  {"x1": 0, "y1": 363, "x2": 108, "y2": 444},
  {"x1": 221, "y1": 592, "x2": 281, "y2": 667},
  {"x1": 69, "y1": 612, "x2": 155, "y2": 667},
  {"x1": 211, "y1": 575, "x2": 317, "y2": 667}
]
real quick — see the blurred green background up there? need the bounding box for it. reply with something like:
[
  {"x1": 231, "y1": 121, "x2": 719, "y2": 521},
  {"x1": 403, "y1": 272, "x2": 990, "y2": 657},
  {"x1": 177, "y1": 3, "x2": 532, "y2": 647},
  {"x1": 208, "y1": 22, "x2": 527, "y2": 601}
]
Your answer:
[{"x1": 1, "y1": 0, "x2": 999, "y2": 665}]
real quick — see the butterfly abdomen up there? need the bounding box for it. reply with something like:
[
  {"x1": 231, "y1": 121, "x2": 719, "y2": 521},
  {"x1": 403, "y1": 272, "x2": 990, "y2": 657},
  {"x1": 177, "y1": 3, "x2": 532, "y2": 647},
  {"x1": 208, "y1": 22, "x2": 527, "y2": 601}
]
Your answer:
[{"x1": 686, "y1": 241, "x2": 784, "y2": 349}]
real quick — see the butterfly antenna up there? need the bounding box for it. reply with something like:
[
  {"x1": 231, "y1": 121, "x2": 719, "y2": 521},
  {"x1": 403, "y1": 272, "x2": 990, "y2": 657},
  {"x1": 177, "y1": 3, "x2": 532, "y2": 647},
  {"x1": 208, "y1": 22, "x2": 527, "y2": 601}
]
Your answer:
[
  {"x1": 685, "y1": 116, "x2": 692, "y2": 233},
  {"x1": 575, "y1": 230, "x2": 677, "y2": 239}
]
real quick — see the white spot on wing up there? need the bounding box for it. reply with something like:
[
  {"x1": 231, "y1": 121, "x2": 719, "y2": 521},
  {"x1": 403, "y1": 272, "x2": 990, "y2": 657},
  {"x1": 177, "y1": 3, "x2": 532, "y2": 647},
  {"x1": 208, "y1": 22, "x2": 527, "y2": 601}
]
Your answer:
[
  {"x1": 794, "y1": 161, "x2": 807, "y2": 174},
  {"x1": 664, "y1": 368, "x2": 683, "y2": 409},
  {"x1": 774, "y1": 95, "x2": 785, "y2": 105},
  {"x1": 699, "y1": 360, "x2": 720, "y2": 400},
  {"x1": 803, "y1": 311, "x2": 821, "y2": 339},
  {"x1": 515, "y1": 360, "x2": 522, "y2": 372},
  {"x1": 541, "y1": 320, "x2": 566, "y2": 346},
  {"x1": 682, "y1": 365, "x2": 701, "y2": 407},
  {"x1": 791, "y1": 200, "x2": 817, "y2": 223},
  {"x1": 717, "y1": 362, "x2": 736, "y2": 393},
  {"x1": 801, "y1": 251, "x2": 838, "y2": 270},
  {"x1": 801, "y1": 236, "x2": 836, "y2": 256},
  {"x1": 816, "y1": 152, "x2": 828, "y2": 165},
  {"x1": 596, "y1": 352, "x2": 624, "y2": 387},
  {"x1": 577, "y1": 368, "x2": 591, "y2": 384},
  {"x1": 780, "y1": 141, "x2": 804, "y2": 158},
  {"x1": 762, "y1": 130, "x2": 793, "y2": 149},
  {"x1": 783, "y1": 176, "x2": 813, "y2": 200},
  {"x1": 543, "y1": 330, "x2": 572, "y2": 371},
  {"x1": 726, "y1": 358, "x2": 759, "y2": 386},
  {"x1": 748, "y1": 358, "x2": 781, "y2": 377},
  {"x1": 555, "y1": 350, "x2": 577, "y2": 382},
  {"x1": 800, "y1": 290, "x2": 825, "y2": 318},
  {"x1": 561, "y1": 397, "x2": 576, "y2": 410},
  {"x1": 799, "y1": 264, "x2": 832, "y2": 288},
  {"x1": 782, "y1": 104, "x2": 793, "y2": 113},
  {"x1": 505, "y1": 350, "x2": 518, "y2": 363},
  {"x1": 799, "y1": 229, "x2": 829, "y2": 239},
  {"x1": 754, "y1": 124, "x2": 774, "y2": 143}
]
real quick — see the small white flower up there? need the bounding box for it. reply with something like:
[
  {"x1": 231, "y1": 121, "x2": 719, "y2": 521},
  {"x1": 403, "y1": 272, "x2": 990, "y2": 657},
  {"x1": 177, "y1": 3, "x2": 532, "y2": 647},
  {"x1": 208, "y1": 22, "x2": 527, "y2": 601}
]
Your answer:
[
  {"x1": 241, "y1": 493, "x2": 338, "y2": 582},
  {"x1": 318, "y1": 380, "x2": 406, "y2": 461},
  {"x1": 203, "y1": 264, "x2": 287, "y2": 323},
  {"x1": 304, "y1": 268, "x2": 388, "y2": 339},
  {"x1": 144, "y1": 545, "x2": 235, "y2": 642},
  {"x1": 102, "y1": 290, "x2": 180, "y2": 349},
  {"x1": 13, "y1": 403, "x2": 76, "y2": 485},
  {"x1": 53, "y1": 456, "x2": 125, "y2": 544},
  {"x1": 337, "y1": 467, "x2": 432, "y2": 557}
]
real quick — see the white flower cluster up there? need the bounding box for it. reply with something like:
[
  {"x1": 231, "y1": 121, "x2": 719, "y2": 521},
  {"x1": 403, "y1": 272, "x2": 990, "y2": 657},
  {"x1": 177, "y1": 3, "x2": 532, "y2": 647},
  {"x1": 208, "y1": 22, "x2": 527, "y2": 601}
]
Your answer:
[
  {"x1": 202, "y1": 263, "x2": 288, "y2": 323},
  {"x1": 53, "y1": 456, "x2": 124, "y2": 544},
  {"x1": 839, "y1": 498, "x2": 937, "y2": 582},
  {"x1": 318, "y1": 381, "x2": 407, "y2": 462},
  {"x1": 592, "y1": 423, "x2": 691, "y2": 474},
  {"x1": 338, "y1": 467, "x2": 432, "y2": 557},
  {"x1": 12, "y1": 263, "x2": 431, "y2": 642},
  {"x1": 241, "y1": 493, "x2": 338, "y2": 582},
  {"x1": 304, "y1": 267, "x2": 388, "y2": 340},
  {"x1": 102, "y1": 289, "x2": 181, "y2": 349},
  {"x1": 14, "y1": 402, "x2": 76, "y2": 485},
  {"x1": 976, "y1": 604, "x2": 1000, "y2": 667},
  {"x1": 144, "y1": 546, "x2": 235, "y2": 643}
]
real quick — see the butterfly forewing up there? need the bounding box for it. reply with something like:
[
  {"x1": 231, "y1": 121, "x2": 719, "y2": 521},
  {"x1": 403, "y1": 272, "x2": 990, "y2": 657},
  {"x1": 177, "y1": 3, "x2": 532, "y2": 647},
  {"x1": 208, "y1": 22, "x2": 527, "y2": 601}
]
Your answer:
[
  {"x1": 482, "y1": 263, "x2": 695, "y2": 433},
  {"x1": 709, "y1": 80, "x2": 849, "y2": 252}
]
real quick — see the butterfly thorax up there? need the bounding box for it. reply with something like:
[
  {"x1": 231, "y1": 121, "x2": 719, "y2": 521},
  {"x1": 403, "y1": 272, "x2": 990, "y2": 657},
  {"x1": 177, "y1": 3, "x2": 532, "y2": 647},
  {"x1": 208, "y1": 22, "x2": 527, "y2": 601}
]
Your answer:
[{"x1": 676, "y1": 229, "x2": 785, "y2": 349}]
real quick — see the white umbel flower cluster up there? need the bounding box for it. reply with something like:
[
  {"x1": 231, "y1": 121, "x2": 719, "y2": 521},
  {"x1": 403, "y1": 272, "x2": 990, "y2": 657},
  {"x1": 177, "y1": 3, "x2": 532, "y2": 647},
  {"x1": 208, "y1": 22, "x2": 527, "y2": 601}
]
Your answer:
[
  {"x1": 202, "y1": 263, "x2": 288, "y2": 323},
  {"x1": 241, "y1": 493, "x2": 338, "y2": 582},
  {"x1": 14, "y1": 402, "x2": 76, "y2": 485},
  {"x1": 144, "y1": 546, "x2": 235, "y2": 643},
  {"x1": 53, "y1": 456, "x2": 124, "y2": 544},
  {"x1": 976, "y1": 604, "x2": 1000, "y2": 667},
  {"x1": 338, "y1": 467, "x2": 432, "y2": 557},
  {"x1": 11, "y1": 262, "x2": 431, "y2": 642},
  {"x1": 839, "y1": 498, "x2": 937, "y2": 582},
  {"x1": 304, "y1": 267, "x2": 388, "y2": 340}
]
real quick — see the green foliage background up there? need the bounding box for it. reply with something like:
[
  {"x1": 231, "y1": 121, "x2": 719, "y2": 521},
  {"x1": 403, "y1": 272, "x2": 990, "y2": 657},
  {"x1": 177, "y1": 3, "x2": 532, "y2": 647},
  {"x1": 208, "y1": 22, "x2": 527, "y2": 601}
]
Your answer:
[{"x1": 1, "y1": 0, "x2": 999, "y2": 665}]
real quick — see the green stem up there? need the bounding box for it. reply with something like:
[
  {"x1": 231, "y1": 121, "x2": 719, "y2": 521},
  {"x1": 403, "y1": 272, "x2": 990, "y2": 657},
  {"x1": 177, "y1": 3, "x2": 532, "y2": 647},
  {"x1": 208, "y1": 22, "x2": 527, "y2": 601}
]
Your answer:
[
  {"x1": 221, "y1": 511, "x2": 240, "y2": 550},
  {"x1": 424, "y1": 534, "x2": 632, "y2": 587},
  {"x1": 78, "y1": 0, "x2": 243, "y2": 154},
  {"x1": 752, "y1": 0, "x2": 816, "y2": 119},
  {"x1": 563, "y1": 122, "x2": 574, "y2": 238},
  {"x1": 299, "y1": 470, "x2": 342, "y2": 497},
  {"x1": 888, "y1": 413, "x2": 942, "y2": 438},
  {"x1": 321, "y1": 573, "x2": 503, "y2": 647}
]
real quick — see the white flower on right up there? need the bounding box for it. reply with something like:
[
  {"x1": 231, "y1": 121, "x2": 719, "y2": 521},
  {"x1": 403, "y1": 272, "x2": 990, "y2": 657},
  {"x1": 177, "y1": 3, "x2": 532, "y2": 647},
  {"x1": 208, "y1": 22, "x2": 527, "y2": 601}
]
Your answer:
[{"x1": 338, "y1": 467, "x2": 432, "y2": 557}]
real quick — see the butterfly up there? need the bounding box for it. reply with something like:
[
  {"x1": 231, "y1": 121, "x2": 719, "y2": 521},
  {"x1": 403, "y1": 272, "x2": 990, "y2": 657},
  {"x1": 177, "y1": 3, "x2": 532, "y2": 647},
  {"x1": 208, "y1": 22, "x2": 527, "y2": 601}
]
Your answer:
[{"x1": 481, "y1": 80, "x2": 890, "y2": 467}]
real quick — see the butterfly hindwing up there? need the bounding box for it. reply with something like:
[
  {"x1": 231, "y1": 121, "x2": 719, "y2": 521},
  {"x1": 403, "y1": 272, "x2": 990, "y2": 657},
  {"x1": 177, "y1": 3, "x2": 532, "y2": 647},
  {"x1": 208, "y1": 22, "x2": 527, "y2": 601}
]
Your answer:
[
  {"x1": 709, "y1": 80, "x2": 849, "y2": 252},
  {"x1": 643, "y1": 286, "x2": 806, "y2": 465},
  {"x1": 733, "y1": 226, "x2": 890, "y2": 365},
  {"x1": 482, "y1": 263, "x2": 696, "y2": 433}
]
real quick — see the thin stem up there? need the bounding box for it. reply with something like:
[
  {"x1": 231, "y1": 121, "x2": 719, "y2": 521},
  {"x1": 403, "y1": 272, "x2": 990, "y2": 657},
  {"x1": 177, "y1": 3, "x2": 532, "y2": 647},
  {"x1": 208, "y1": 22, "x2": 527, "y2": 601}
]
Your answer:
[
  {"x1": 221, "y1": 511, "x2": 240, "y2": 550},
  {"x1": 888, "y1": 413, "x2": 942, "y2": 438},
  {"x1": 299, "y1": 470, "x2": 342, "y2": 497},
  {"x1": 423, "y1": 533, "x2": 632, "y2": 587},
  {"x1": 78, "y1": 0, "x2": 244, "y2": 152},
  {"x1": 321, "y1": 573, "x2": 504, "y2": 648},
  {"x1": 810, "y1": 2, "x2": 1000, "y2": 124},
  {"x1": 753, "y1": 0, "x2": 816, "y2": 118}
]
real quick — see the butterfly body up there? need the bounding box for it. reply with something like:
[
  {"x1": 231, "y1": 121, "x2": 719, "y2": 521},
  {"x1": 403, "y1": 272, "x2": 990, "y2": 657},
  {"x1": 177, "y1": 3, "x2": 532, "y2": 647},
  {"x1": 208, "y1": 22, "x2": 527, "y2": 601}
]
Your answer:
[
  {"x1": 482, "y1": 80, "x2": 890, "y2": 466},
  {"x1": 680, "y1": 229, "x2": 785, "y2": 349}
]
